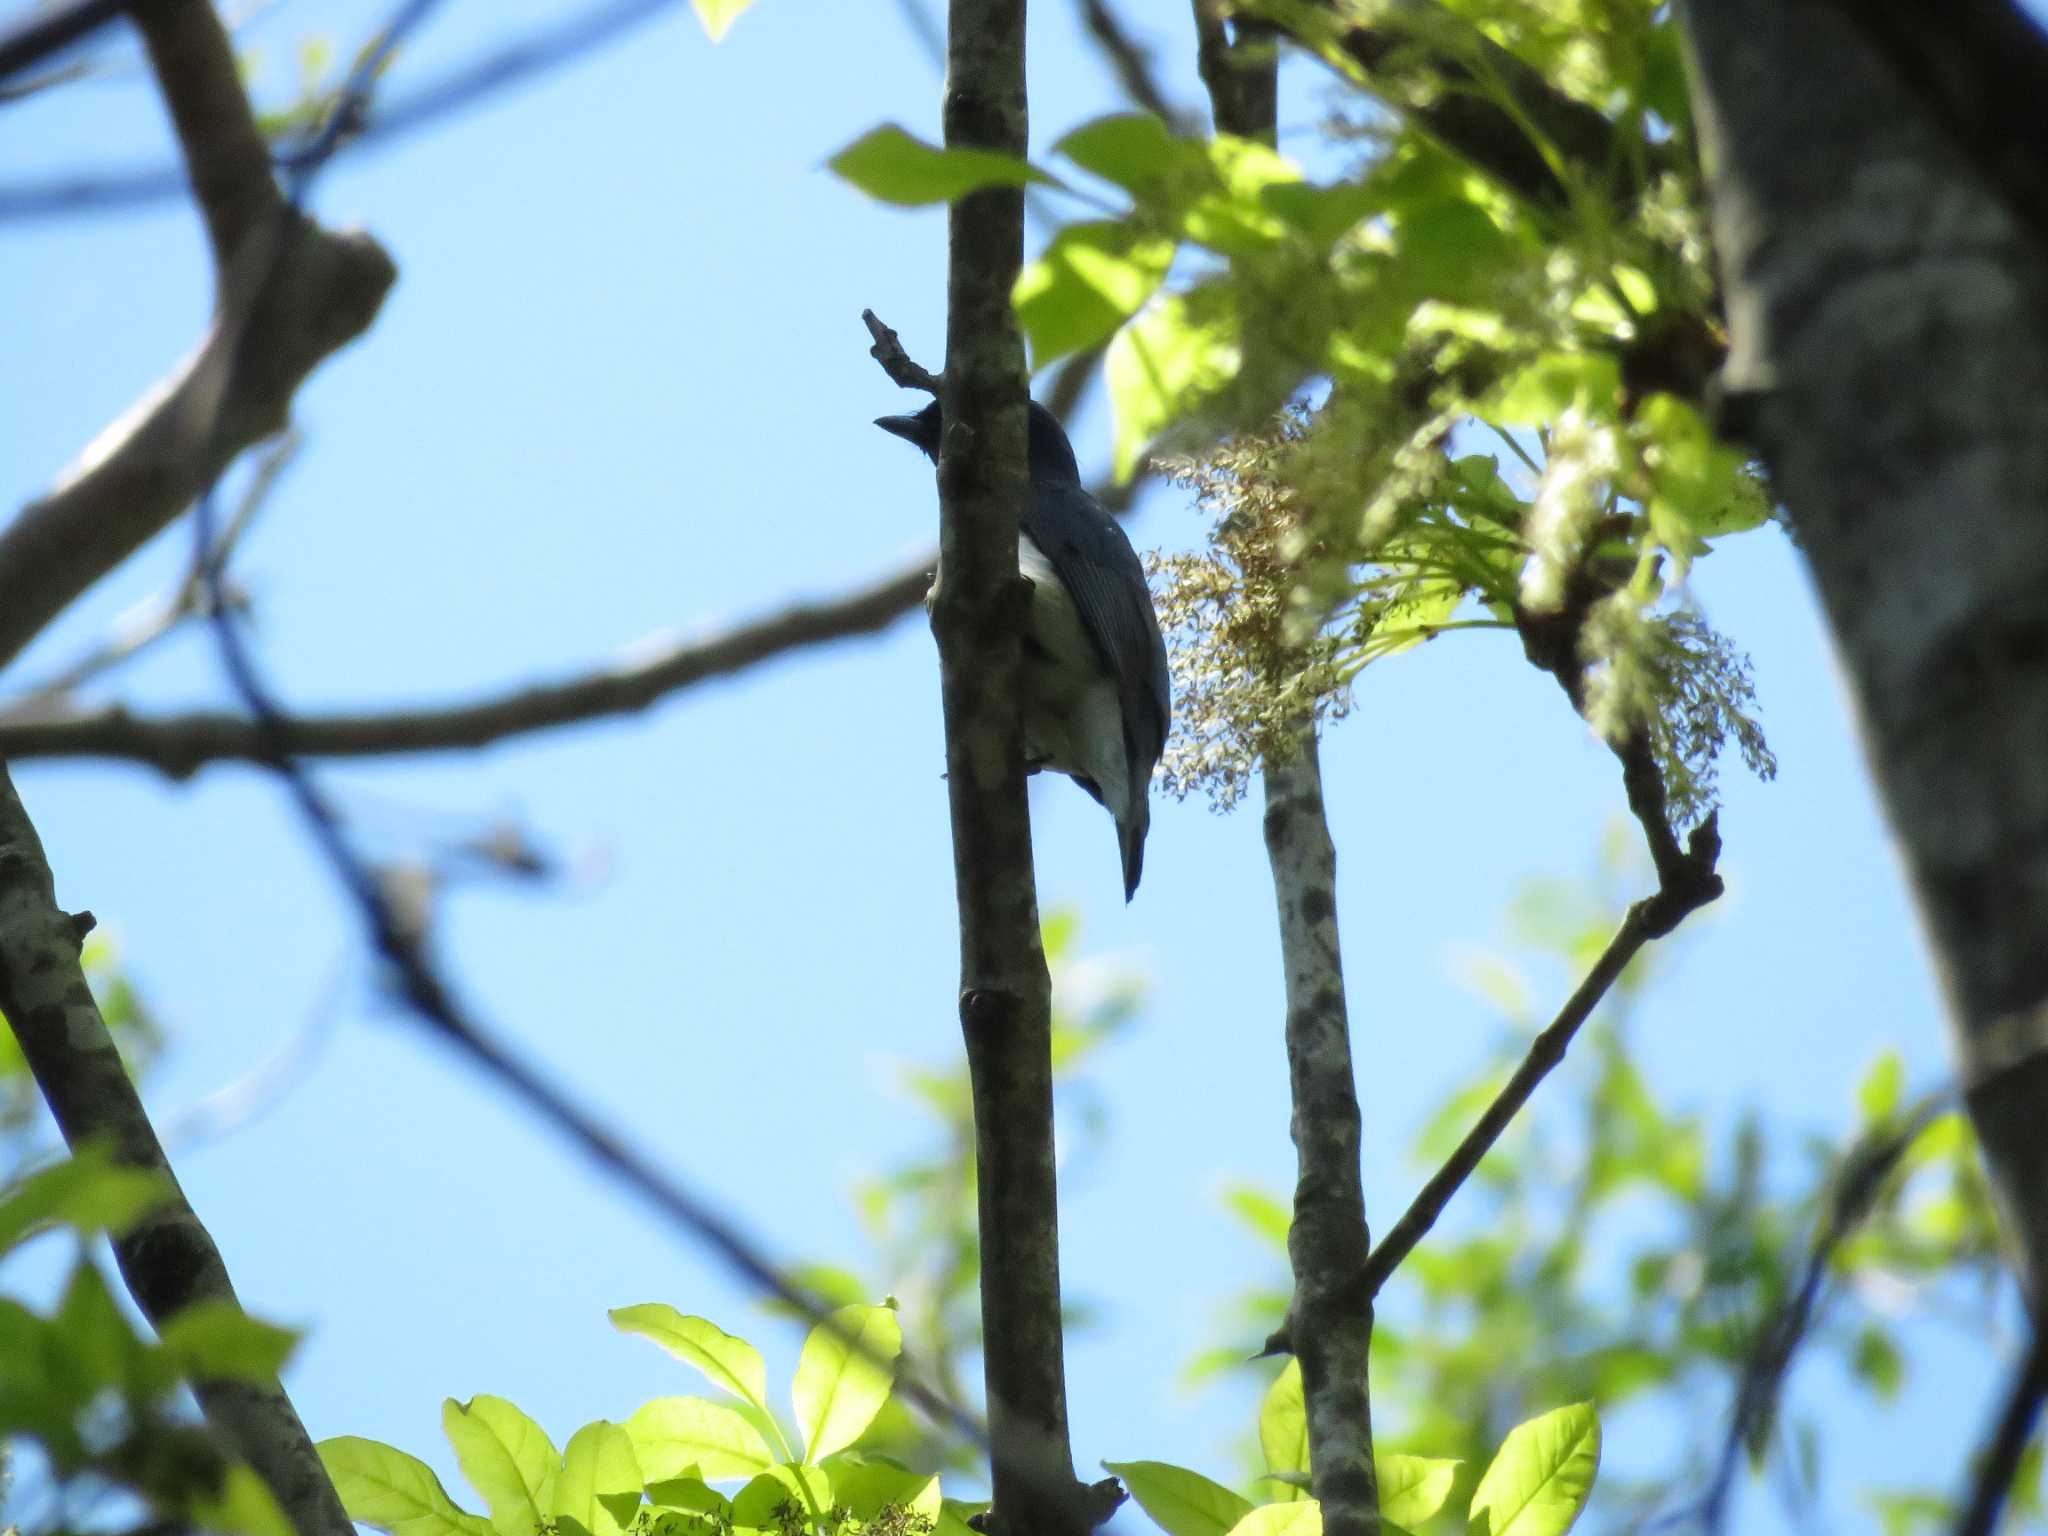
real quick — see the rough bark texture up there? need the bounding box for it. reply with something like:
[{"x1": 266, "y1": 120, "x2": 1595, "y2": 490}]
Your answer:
[
  {"x1": 0, "y1": 0, "x2": 393, "y2": 673},
  {"x1": 1682, "y1": 0, "x2": 2048, "y2": 1300},
  {"x1": 1200, "y1": 11, "x2": 1376, "y2": 1527},
  {"x1": 1263, "y1": 735, "x2": 1377, "y2": 1536},
  {"x1": 0, "y1": 764, "x2": 352, "y2": 1536},
  {"x1": 936, "y1": 3, "x2": 1105, "y2": 1532}
]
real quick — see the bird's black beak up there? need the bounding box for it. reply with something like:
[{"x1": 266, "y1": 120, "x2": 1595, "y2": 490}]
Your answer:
[{"x1": 873, "y1": 414, "x2": 923, "y2": 444}]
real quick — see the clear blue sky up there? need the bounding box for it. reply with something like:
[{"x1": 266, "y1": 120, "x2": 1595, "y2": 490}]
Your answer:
[{"x1": 0, "y1": 1, "x2": 2009, "y2": 1529}]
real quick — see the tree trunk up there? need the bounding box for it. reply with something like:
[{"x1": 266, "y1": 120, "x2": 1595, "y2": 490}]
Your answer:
[{"x1": 1682, "y1": 0, "x2": 2048, "y2": 1300}]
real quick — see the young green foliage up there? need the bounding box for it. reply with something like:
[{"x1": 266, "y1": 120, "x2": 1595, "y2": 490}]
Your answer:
[
  {"x1": 318, "y1": 1302, "x2": 946, "y2": 1536},
  {"x1": 0, "y1": 1148, "x2": 295, "y2": 1536}
]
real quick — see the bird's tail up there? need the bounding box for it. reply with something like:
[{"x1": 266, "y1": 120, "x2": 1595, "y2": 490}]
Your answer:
[{"x1": 1118, "y1": 800, "x2": 1150, "y2": 903}]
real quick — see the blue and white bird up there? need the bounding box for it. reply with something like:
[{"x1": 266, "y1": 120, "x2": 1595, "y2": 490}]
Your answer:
[{"x1": 877, "y1": 399, "x2": 1171, "y2": 901}]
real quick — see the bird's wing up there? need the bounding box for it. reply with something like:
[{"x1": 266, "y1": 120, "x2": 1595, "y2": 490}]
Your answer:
[{"x1": 1024, "y1": 480, "x2": 1171, "y2": 771}]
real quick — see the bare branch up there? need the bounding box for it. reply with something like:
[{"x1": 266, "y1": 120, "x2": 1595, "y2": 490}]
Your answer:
[
  {"x1": 12, "y1": 433, "x2": 296, "y2": 709},
  {"x1": 0, "y1": 0, "x2": 128, "y2": 87},
  {"x1": 0, "y1": 555, "x2": 930, "y2": 774},
  {"x1": 0, "y1": 763, "x2": 355, "y2": 1536},
  {"x1": 1356, "y1": 832, "x2": 1720, "y2": 1300},
  {"x1": 1077, "y1": 0, "x2": 1188, "y2": 128},
  {"x1": 1698, "y1": 1092, "x2": 1952, "y2": 1533},
  {"x1": 863, "y1": 307, "x2": 943, "y2": 395},
  {"x1": 1198, "y1": 18, "x2": 1379, "y2": 1535},
  {"x1": 1262, "y1": 732, "x2": 1378, "y2": 1536},
  {"x1": 0, "y1": 0, "x2": 394, "y2": 673},
  {"x1": 870, "y1": 2, "x2": 1122, "y2": 1528},
  {"x1": 1956, "y1": 1329, "x2": 2048, "y2": 1536}
]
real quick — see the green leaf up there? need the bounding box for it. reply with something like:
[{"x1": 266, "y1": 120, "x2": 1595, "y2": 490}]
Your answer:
[
  {"x1": 1055, "y1": 113, "x2": 1203, "y2": 195},
  {"x1": 644, "y1": 1476, "x2": 730, "y2": 1523},
  {"x1": 1378, "y1": 1455, "x2": 1458, "y2": 1527},
  {"x1": 1467, "y1": 1403, "x2": 1600, "y2": 1536},
  {"x1": 626, "y1": 1396, "x2": 775, "y2": 1482},
  {"x1": 1486, "y1": 355, "x2": 1621, "y2": 428},
  {"x1": 1105, "y1": 282, "x2": 1239, "y2": 481},
  {"x1": 1014, "y1": 220, "x2": 1177, "y2": 369},
  {"x1": 554, "y1": 1422, "x2": 642, "y2": 1536},
  {"x1": 194, "y1": 1462, "x2": 296, "y2": 1536},
  {"x1": 1857, "y1": 1051, "x2": 1905, "y2": 1124},
  {"x1": 689, "y1": 0, "x2": 755, "y2": 41},
  {"x1": 792, "y1": 1303, "x2": 901, "y2": 1462},
  {"x1": 828, "y1": 125, "x2": 1055, "y2": 207},
  {"x1": 157, "y1": 1300, "x2": 299, "y2": 1383},
  {"x1": 1259, "y1": 1362, "x2": 1308, "y2": 1485},
  {"x1": 319, "y1": 1436, "x2": 495, "y2": 1536},
  {"x1": 609, "y1": 1307, "x2": 769, "y2": 1414},
  {"x1": 1225, "y1": 1504, "x2": 1323, "y2": 1536},
  {"x1": 0, "y1": 1145, "x2": 165, "y2": 1254},
  {"x1": 730, "y1": 1464, "x2": 831, "y2": 1529},
  {"x1": 1225, "y1": 1185, "x2": 1292, "y2": 1249},
  {"x1": 820, "y1": 1455, "x2": 941, "y2": 1520},
  {"x1": 54, "y1": 1260, "x2": 142, "y2": 1393},
  {"x1": 1103, "y1": 1460, "x2": 1254, "y2": 1536},
  {"x1": 1851, "y1": 1326, "x2": 1906, "y2": 1401},
  {"x1": 442, "y1": 1396, "x2": 559, "y2": 1536}
]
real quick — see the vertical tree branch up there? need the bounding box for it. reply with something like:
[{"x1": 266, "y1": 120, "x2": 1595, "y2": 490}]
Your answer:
[
  {"x1": 0, "y1": 764, "x2": 353, "y2": 1536},
  {"x1": 1195, "y1": 10, "x2": 1378, "y2": 1531},
  {"x1": 935, "y1": 3, "x2": 1109, "y2": 1533},
  {"x1": 1263, "y1": 735, "x2": 1378, "y2": 1536}
]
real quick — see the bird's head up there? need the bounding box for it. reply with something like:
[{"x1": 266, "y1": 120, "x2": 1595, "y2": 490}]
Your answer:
[{"x1": 874, "y1": 398, "x2": 1082, "y2": 484}]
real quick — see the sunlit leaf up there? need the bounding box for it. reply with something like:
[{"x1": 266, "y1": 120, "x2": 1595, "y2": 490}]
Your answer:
[
  {"x1": 319, "y1": 1436, "x2": 495, "y2": 1536},
  {"x1": 1259, "y1": 1362, "x2": 1308, "y2": 1487},
  {"x1": 1467, "y1": 1403, "x2": 1600, "y2": 1536},
  {"x1": 690, "y1": 0, "x2": 756, "y2": 41},
  {"x1": 1225, "y1": 1502, "x2": 1323, "y2": 1536},
  {"x1": 1014, "y1": 220, "x2": 1177, "y2": 369},
  {"x1": 1486, "y1": 354, "x2": 1621, "y2": 427},
  {"x1": 0, "y1": 1144, "x2": 166, "y2": 1254},
  {"x1": 195, "y1": 1463, "x2": 295, "y2": 1536},
  {"x1": 1105, "y1": 1460, "x2": 1255, "y2": 1536},
  {"x1": 626, "y1": 1396, "x2": 775, "y2": 1482},
  {"x1": 1225, "y1": 1185, "x2": 1292, "y2": 1249},
  {"x1": 821, "y1": 1456, "x2": 941, "y2": 1520},
  {"x1": 792, "y1": 1304, "x2": 901, "y2": 1462},
  {"x1": 1857, "y1": 1050, "x2": 1905, "y2": 1125},
  {"x1": 1106, "y1": 283, "x2": 1239, "y2": 481},
  {"x1": 609, "y1": 1307, "x2": 769, "y2": 1414},
  {"x1": 554, "y1": 1421, "x2": 642, "y2": 1536},
  {"x1": 1056, "y1": 113, "x2": 1202, "y2": 195},
  {"x1": 829, "y1": 125, "x2": 1055, "y2": 207},
  {"x1": 157, "y1": 1300, "x2": 299, "y2": 1384},
  {"x1": 443, "y1": 1396, "x2": 559, "y2": 1535},
  {"x1": 731, "y1": 1464, "x2": 831, "y2": 1529},
  {"x1": 1378, "y1": 1455, "x2": 1458, "y2": 1527}
]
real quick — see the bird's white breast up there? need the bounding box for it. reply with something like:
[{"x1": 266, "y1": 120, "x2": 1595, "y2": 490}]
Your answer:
[{"x1": 1019, "y1": 534, "x2": 1131, "y2": 820}]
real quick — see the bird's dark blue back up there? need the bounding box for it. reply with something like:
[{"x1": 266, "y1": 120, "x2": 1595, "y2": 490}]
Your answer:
[{"x1": 1019, "y1": 410, "x2": 1171, "y2": 772}]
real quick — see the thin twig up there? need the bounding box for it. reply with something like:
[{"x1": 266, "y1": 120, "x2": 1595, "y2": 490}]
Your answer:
[
  {"x1": 9, "y1": 433, "x2": 296, "y2": 710},
  {"x1": 1697, "y1": 1091, "x2": 1952, "y2": 1532},
  {"x1": 863, "y1": 308, "x2": 942, "y2": 396},
  {"x1": 1955, "y1": 1329, "x2": 2048, "y2": 1536},
  {"x1": 1077, "y1": 0, "x2": 1186, "y2": 128},
  {"x1": 0, "y1": 555, "x2": 933, "y2": 774},
  {"x1": 1357, "y1": 906, "x2": 1650, "y2": 1299}
]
